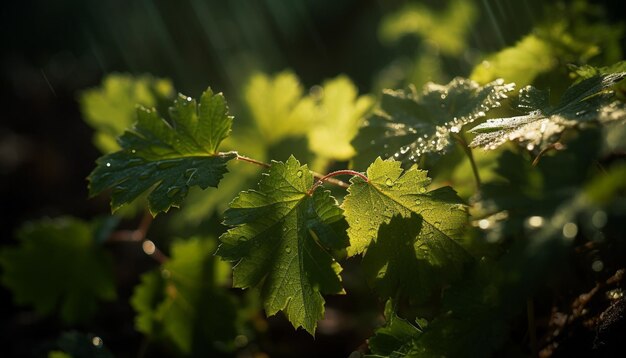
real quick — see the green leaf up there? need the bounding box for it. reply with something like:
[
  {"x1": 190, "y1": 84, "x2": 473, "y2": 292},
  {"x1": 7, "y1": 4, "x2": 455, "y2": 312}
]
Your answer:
[
  {"x1": 131, "y1": 237, "x2": 237, "y2": 355},
  {"x1": 362, "y1": 213, "x2": 470, "y2": 301},
  {"x1": 88, "y1": 88, "x2": 237, "y2": 215},
  {"x1": 307, "y1": 75, "x2": 374, "y2": 161},
  {"x1": 79, "y1": 74, "x2": 175, "y2": 153},
  {"x1": 342, "y1": 158, "x2": 468, "y2": 260},
  {"x1": 366, "y1": 300, "x2": 422, "y2": 358},
  {"x1": 244, "y1": 71, "x2": 316, "y2": 144},
  {"x1": 470, "y1": 34, "x2": 555, "y2": 88},
  {"x1": 469, "y1": 72, "x2": 626, "y2": 151},
  {"x1": 0, "y1": 217, "x2": 116, "y2": 324},
  {"x1": 471, "y1": 2, "x2": 624, "y2": 88},
  {"x1": 216, "y1": 156, "x2": 347, "y2": 334},
  {"x1": 351, "y1": 78, "x2": 514, "y2": 170},
  {"x1": 379, "y1": 0, "x2": 477, "y2": 56}
]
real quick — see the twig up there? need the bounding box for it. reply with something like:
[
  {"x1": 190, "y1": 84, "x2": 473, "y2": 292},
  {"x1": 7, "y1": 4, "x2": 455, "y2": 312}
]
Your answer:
[
  {"x1": 107, "y1": 210, "x2": 168, "y2": 264},
  {"x1": 234, "y1": 152, "x2": 351, "y2": 189},
  {"x1": 307, "y1": 170, "x2": 368, "y2": 195},
  {"x1": 532, "y1": 142, "x2": 564, "y2": 167}
]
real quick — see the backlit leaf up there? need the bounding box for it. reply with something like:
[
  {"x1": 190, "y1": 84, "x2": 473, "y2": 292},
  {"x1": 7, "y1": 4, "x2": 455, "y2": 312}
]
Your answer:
[
  {"x1": 307, "y1": 75, "x2": 374, "y2": 161},
  {"x1": 216, "y1": 156, "x2": 347, "y2": 334},
  {"x1": 88, "y1": 88, "x2": 236, "y2": 215},
  {"x1": 351, "y1": 78, "x2": 513, "y2": 170},
  {"x1": 342, "y1": 158, "x2": 469, "y2": 262},
  {"x1": 79, "y1": 74, "x2": 175, "y2": 153},
  {"x1": 469, "y1": 72, "x2": 626, "y2": 151}
]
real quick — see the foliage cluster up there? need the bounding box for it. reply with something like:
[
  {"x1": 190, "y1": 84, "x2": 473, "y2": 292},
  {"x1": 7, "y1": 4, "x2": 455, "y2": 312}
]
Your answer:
[{"x1": 2, "y1": 0, "x2": 626, "y2": 357}]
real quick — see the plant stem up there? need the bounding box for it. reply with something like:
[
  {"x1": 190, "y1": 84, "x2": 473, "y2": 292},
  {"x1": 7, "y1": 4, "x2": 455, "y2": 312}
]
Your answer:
[
  {"x1": 532, "y1": 142, "x2": 564, "y2": 167},
  {"x1": 107, "y1": 210, "x2": 168, "y2": 264},
  {"x1": 452, "y1": 133, "x2": 481, "y2": 189},
  {"x1": 233, "y1": 152, "x2": 351, "y2": 189},
  {"x1": 307, "y1": 170, "x2": 367, "y2": 195}
]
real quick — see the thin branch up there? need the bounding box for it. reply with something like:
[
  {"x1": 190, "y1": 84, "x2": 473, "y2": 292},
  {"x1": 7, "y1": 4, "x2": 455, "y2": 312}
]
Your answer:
[
  {"x1": 107, "y1": 210, "x2": 168, "y2": 264},
  {"x1": 532, "y1": 142, "x2": 564, "y2": 167},
  {"x1": 308, "y1": 170, "x2": 367, "y2": 195},
  {"x1": 234, "y1": 152, "x2": 351, "y2": 189},
  {"x1": 235, "y1": 153, "x2": 271, "y2": 168}
]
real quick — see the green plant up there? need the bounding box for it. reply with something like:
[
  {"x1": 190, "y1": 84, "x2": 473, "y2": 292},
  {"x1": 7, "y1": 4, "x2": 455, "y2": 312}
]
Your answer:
[{"x1": 3, "y1": 1, "x2": 626, "y2": 357}]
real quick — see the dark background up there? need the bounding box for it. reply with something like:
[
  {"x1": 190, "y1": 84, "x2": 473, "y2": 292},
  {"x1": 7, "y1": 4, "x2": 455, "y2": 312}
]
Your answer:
[{"x1": 1, "y1": 0, "x2": 625, "y2": 357}]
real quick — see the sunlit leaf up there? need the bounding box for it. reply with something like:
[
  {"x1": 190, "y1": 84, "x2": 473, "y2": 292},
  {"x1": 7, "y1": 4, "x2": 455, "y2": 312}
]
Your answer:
[
  {"x1": 244, "y1": 71, "x2": 316, "y2": 144},
  {"x1": 88, "y1": 88, "x2": 236, "y2": 215},
  {"x1": 307, "y1": 75, "x2": 374, "y2": 161},
  {"x1": 379, "y1": 0, "x2": 477, "y2": 56},
  {"x1": 216, "y1": 156, "x2": 347, "y2": 334},
  {"x1": 0, "y1": 217, "x2": 116, "y2": 324},
  {"x1": 79, "y1": 74, "x2": 175, "y2": 153},
  {"x1": 470, "y1": 34, "x2": 555, "y2": 88},
  {"x1": 470, "y1": 72, "x2": 626, "y2": 151},
  {"x1": 342, "y1": 158, "x2": 468, "y2": 261},
  {"x1": 352, "y1": 78, "x2": 514, "y2": 170}
]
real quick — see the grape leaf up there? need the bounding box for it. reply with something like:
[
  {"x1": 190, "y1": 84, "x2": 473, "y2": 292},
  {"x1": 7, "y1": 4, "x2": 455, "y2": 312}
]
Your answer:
[
  {"x1": 244, "y1": 71, "x2": 316, "y2": 144},
  {"x1": 379, "y1": 0, "x2": 477, "y2": 56},
  {"x1": 469, "y1": 72, "x2": 626, "y2": 151},
  {"x1": 131, "y1": 237, "x2": 237, "y2": 355},
  {"x1": 470, "y1": 34, "x2": 555, "y2": 88},
  {"x1": 216, "y1": 156, "x2": 347, "y2": 334},
  {"x1": 342, "y1": 158, "x2": 468, "y2": 260},
  {"x1": 88, "y1": 88, "x2": 236, "y2": 215},
  {"x1": 471, "y1": 2, "x2": 624, "y2": 88},
  {"x1": 366, "y1": 300, "x2": 422, "y2": 358},
  {"x1": 307, "y1": 75, "x2": 374, "y2": 161},
  {"x1": 351, "y1": 78, "x2": 514, "y2": 170},
  {"x1": 0, "y1": 217, "x2": 116, "y2": 324},
  {"x1": 79, "y1": 74, "x2": 175, "y2": 153},
  {"x1": 362, "y1": 213, "x2": 470, "y2": 301}
]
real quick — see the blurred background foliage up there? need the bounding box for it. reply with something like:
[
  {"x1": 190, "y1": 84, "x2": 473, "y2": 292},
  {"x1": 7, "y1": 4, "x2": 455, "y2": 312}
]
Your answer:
[{"x1": 1, "y1": 0, "x2": 625, "y2": 357}]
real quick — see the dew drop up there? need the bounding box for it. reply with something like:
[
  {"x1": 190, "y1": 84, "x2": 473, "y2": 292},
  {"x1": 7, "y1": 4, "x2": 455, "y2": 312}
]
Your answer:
[
  {"x1": 106, "y1": 162, "x2": 111, "y2": 167},
  {"x1": 131, "y1": 149, "x2": 137, "y2": 154},
  {"x1": 296, "y1": 170, "x2": 303, "y2": 178},
  {"x1": 285, "y1": 247, "x2": 292, "y2": 254},
  {"x1": 282, "y1": 227, "x2": 287, "y2": 232},
  {"x1": 385, "y1": 178, "x2": 393, "y2": 187},
  {"x1": 415, "y1": 199, "x2": 422, "y2": 205}
]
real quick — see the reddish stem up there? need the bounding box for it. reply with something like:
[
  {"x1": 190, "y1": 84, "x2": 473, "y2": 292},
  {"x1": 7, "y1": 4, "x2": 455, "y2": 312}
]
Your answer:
[
  {"x1": 234, "y1": 152, "x2": 351, "y2": 189},
  {"x1": 307, "y1": 170, "x2": 368, "y2": 195},
  {"x1": 235, "y1": 153, "x2": 271, "y2": 168}
]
